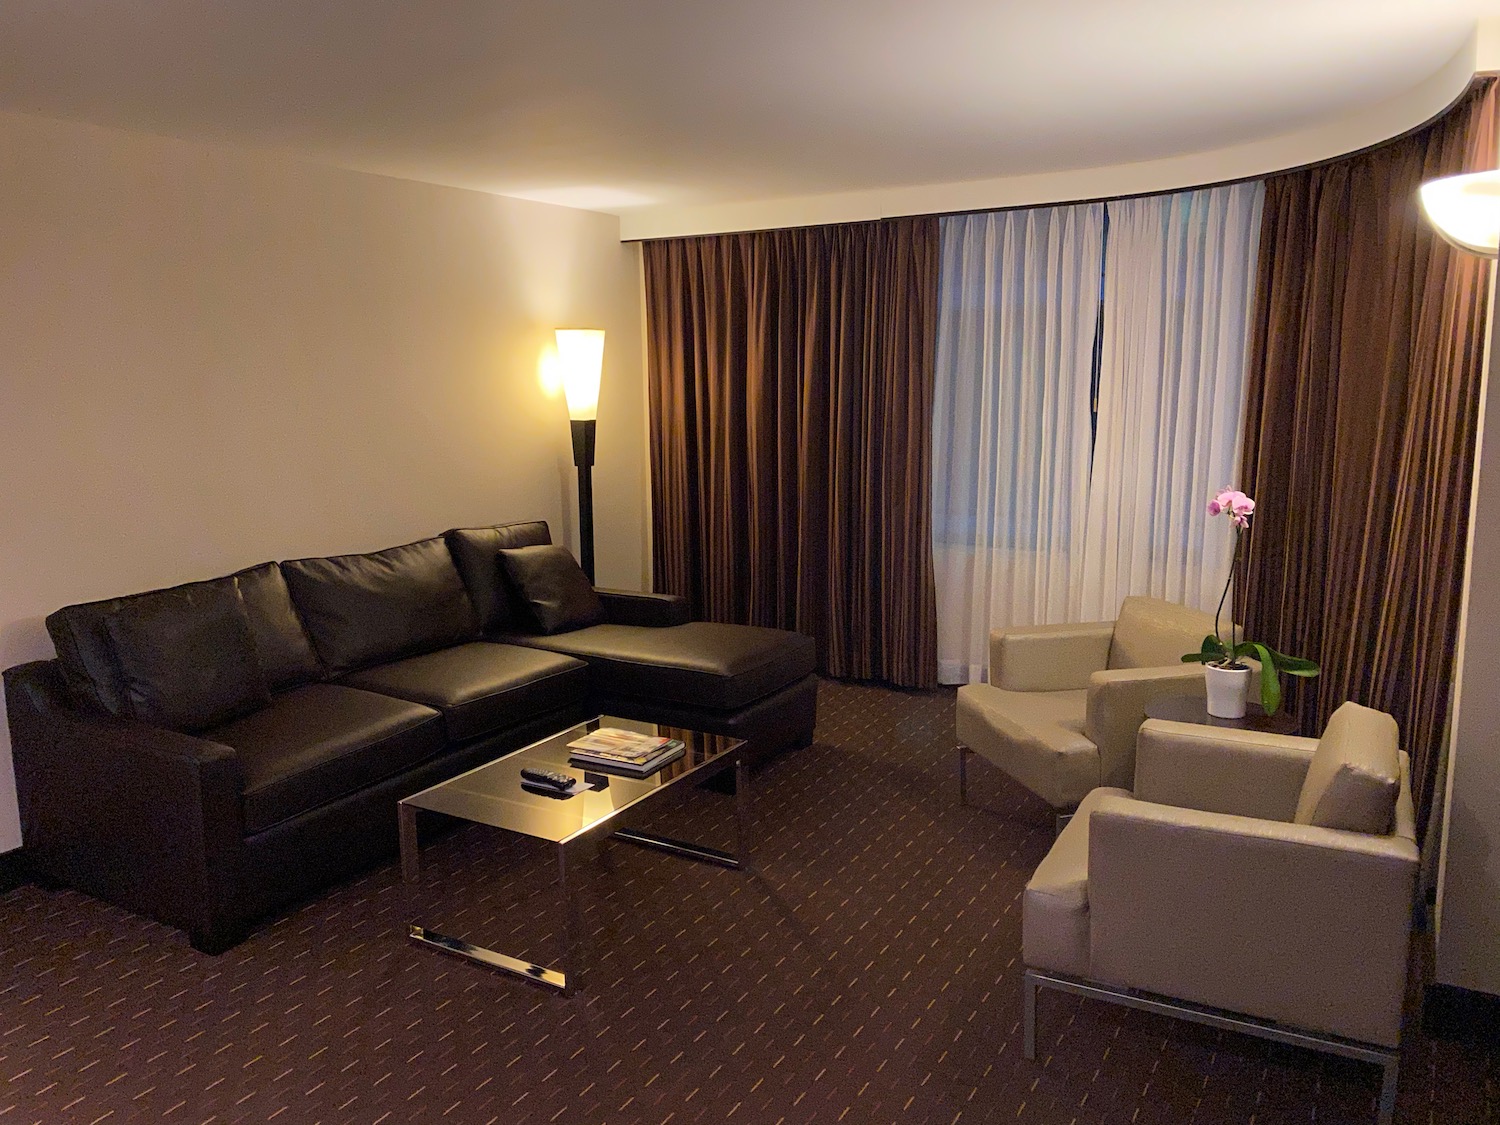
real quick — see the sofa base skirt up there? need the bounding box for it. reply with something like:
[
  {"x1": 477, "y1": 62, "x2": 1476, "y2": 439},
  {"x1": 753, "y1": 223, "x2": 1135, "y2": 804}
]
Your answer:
[{"x1": 593, "y1": 673, "x2": 818, "y2": 761}]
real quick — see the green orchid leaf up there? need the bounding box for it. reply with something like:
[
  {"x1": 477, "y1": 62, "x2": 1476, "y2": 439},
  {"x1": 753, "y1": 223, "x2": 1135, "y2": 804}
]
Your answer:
[
  {"x1": 1248, "y1": 642, "x2": 1282, "y2": 714},
  {"x1": 1184, "y1": 635, "x2": 1227, "y2": 663},
  {"x1": 1273, "y1": 653, "x2": 1321, "y2": 676}
]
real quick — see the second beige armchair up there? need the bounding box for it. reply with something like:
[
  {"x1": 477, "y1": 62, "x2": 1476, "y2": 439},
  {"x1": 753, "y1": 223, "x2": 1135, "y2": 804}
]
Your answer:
[{"x1": 956, "y1": 596, "x2": 1214, "y2": 814}]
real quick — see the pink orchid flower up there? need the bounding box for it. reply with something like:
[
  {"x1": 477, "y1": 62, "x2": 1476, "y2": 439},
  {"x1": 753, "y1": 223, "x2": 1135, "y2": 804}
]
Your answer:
[{"x1": 1208, "y1": 488, "x2": 1254, "y2": 528}]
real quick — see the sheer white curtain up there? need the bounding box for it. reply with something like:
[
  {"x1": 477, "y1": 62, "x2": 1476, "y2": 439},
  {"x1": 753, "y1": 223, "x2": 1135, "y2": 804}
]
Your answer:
[
  {"x1": 931, "y1": 205, "x2": 1105, "y2": 684},
  {"x1": 1078, "y1": 183, "x2": 1264, "y2": 618}
]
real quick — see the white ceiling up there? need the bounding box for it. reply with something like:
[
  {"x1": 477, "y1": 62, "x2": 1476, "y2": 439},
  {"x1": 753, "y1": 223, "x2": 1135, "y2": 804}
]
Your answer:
[{"x1": 0, "y1": 0, "x2": 1495, "y2": 216}]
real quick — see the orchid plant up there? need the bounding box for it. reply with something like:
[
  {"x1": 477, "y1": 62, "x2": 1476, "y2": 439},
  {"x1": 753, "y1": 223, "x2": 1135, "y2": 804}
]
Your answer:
[{"x1": 1180, "y1": 487, "x2": 1319, "y2": 714}]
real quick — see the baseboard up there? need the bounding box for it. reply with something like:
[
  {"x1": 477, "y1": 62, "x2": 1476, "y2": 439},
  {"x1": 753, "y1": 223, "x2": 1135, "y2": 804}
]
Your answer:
[
  {"x1": 0, "y1": 847, "x2": 27, "y2": 894},
  {"x1": 1423, "y1": 982, "x2": 1500, "y2": 1041}
]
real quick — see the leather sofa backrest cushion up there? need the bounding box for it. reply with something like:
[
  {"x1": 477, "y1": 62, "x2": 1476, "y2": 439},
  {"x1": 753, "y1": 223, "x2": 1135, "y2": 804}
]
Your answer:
[
  {"x1": 497, "y1": 544, "x2": 604, "y2": 634},
  {"x1": 444, "y1": 522, "x2": 552, "y2": 633},
  {"x1": 232, "y1": 563, "x2": 325, "y2": 691},
  {"x1": 1108, "y1": 596, "x2": 1218, "y2": 670},
  {"x1": 102, "y1": 581, "x2": 271, "y2": 731},
  {"x1": 46, "y1": 574, "x2": 243, "y2": 716},
  {"x1": 1294, "y1": 701, "x2": 1401, "y2": 835},
  {"x1": 280, "y1": 537, "x2": 480, "y2": 675}
]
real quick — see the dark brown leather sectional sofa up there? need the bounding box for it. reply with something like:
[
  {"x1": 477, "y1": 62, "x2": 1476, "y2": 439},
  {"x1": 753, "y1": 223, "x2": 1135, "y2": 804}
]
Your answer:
[{"x1": 3, "y1": 520, "x2": 817, "y2": 953}]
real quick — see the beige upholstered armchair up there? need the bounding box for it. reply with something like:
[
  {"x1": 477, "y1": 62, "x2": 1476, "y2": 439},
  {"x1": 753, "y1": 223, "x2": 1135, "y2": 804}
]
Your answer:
[
  {"x1": 956, "y1": 596, "x2": 1214, "y2": 815},
  {"x1": 1022, "y1": 702, "x2": 1418, "y2": 1125}
]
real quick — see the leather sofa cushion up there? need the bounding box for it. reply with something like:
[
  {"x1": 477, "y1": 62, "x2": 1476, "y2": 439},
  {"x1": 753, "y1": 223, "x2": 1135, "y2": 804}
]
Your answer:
[
  {"x1": 1107, "y1": 596, "x2": 1217, "y2": 670},
  {"x1": 497, "y1": 622, "x2": 816, "y2": 711},
  {"x1": 498, "y1": 545, "x2": 604, "y2": 634},
  {"x1": 232, "y1": 563, "x2": 324, "y2": 690},
  {"x1": 341, "y1": 642, "x2": 589, "y2": 743},
  {"x1": 444, "y1": 522, "x2": 552, "y2": 633},
  {"x1": 1294, "y1": 701, "x2": 1401, "y2": 835},
  {"x1": 206, "y1": 683, "x2": 445, "y2": 834},
  {"x1": 281, "y1": 538, "x2": 480, "y2": 675},
  {"x1": 47, "y1": 574, "x2": 245, "y2": 717},
  {"x1": 103, "y1": 581, "x2": 271, "y2": 731}
]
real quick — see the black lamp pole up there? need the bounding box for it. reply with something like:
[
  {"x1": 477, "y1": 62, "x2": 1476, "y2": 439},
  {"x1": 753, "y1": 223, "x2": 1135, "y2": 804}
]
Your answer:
[{"x1": 571, "y1": 417, "x2": 596, "y2": 583}]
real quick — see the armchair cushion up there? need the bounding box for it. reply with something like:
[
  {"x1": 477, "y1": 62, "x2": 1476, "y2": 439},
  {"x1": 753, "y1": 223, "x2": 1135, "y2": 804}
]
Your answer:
[
  {"x1": 955, "y1": 684, "x2": 1097, "y2": 809},
  {"x1": 1294, "y1": 702, "x2": 1401, "y2": 835},
  {"x1": 1107, "y1": 596, "x2": 1217, "y2": 670},
  {"x1": 497, "y1": 545, "x2": 605, "y2": 634},
  {"x1": 103, "y1": 580, "x2": 270, "y2": 731}
]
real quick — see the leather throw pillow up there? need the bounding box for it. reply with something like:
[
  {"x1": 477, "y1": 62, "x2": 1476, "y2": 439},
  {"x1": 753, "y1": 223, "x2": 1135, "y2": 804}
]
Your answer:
[{"x1": 497, "y1": 545, "x2": 604, "y2": 635}]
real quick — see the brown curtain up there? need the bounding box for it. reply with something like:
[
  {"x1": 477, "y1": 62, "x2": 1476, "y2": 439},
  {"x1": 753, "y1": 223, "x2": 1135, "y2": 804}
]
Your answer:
[
  {"x1": 643, "y1": 218, "x2": 940, "y2": 688},
  {"x1": 1239, "y1": 79, "x2": 1499, "y2": 836}
]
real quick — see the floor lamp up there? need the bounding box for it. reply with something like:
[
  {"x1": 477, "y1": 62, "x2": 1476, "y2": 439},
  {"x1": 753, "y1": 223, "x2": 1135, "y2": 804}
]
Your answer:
[{"x1": 557, "y1": 329, "x2": 605, "y2": 583}]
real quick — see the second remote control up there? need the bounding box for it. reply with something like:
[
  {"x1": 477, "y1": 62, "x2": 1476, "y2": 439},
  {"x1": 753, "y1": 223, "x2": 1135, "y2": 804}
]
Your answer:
[{"x1": 521, "y1": 767, "x2": 574, "y2": 791}]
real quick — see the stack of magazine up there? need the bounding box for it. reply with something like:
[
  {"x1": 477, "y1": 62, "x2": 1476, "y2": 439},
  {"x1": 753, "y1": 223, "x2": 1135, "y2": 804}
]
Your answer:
[{"x1": 567, "y1": 728, "x2": 686, "y2": 776}]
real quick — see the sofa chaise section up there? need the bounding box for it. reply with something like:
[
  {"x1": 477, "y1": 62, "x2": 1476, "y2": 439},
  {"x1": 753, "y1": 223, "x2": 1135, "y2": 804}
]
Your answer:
[{"x1": 445, "y1": 522, "x2": 818, "y2": 756}]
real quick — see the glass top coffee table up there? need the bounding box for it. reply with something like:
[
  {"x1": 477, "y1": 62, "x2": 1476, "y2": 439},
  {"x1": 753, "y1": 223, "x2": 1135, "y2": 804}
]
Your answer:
[{"x1": 397, "y1": 716, "x2": 748, "y2": 995}]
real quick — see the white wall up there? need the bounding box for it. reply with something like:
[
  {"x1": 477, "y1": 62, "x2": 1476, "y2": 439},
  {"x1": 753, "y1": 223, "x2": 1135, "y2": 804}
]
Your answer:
[
  {"x1": 1437, "y1": 269, "x2": 1500, "y2": 999},
  {"x1": 0, "y1": 111, "x2": 649, "y2": 852}
]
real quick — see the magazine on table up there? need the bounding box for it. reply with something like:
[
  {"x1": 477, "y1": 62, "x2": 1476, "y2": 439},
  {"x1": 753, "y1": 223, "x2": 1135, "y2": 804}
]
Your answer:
[{"x1": 566, "y1": 727, "x2": 686, "y2": 774}]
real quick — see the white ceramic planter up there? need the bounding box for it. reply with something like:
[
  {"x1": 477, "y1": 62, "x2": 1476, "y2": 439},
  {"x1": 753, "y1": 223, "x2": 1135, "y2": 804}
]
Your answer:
[{"x1": 1204, "y1": 662, "x2": 1252, "y2": 719}]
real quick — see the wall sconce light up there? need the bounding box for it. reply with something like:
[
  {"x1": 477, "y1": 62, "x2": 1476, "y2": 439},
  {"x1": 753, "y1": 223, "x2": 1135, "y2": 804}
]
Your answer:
[
  {"x1": 1419, "y1": 170, "x2": 1500, "y2": 258},
  {"x1": 556, "y1": 328, "x2": 605, "y2": 581}
]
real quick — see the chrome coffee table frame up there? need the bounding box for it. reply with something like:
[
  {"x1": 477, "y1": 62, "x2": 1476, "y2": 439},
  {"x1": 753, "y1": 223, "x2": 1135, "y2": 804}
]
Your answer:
[{"x1": 398, "y1": 718, "x2": 750, "y2": 996}]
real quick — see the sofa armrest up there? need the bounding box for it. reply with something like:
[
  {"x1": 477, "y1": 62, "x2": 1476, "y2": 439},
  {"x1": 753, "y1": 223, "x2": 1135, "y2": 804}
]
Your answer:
[
  {"x1": 1134, "y1": 719, "x2": 1316, "y2": 821},
  {"x1": 4, "y1": 660, "x2": 244, "y2": 945},
  {"x1": 1084, "y1": 665, "x2": 1206, "y2": 789},
  {"x1": 595, "y1": 588, "x2": 691, "y2": 628},
  {"x1": 991, "y1": 622, "x2": 1114, "y2": 691},
  {"x1": 1086, "y1": 792, "x2": 1418, "y2": 1047}
]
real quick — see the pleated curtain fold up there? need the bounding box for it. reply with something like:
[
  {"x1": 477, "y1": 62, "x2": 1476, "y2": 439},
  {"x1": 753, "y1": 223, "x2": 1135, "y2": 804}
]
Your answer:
[
  {"x1": 642, "y1": 219, "x2": 940, "y2": 689},
  {"x1": 930, "y1": 205, "x2": 1105, "y2": 683},
  {"x1": 1238, "y1": 78, "x2": 1499, "y2": 835},
  {"x1": 1079, "y1": 183, "x2": 1264, "y2": 619}
]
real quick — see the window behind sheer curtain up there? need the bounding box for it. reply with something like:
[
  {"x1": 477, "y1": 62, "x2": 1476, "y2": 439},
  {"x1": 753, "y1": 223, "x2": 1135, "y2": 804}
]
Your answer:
[{"x1": 931, "y1": 184, "x2": 1263, "y2": 684}]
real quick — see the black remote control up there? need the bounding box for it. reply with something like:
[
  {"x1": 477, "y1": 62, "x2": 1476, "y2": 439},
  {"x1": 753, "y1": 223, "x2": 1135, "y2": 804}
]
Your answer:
[{"x1": 520, "y1": 767, "x2": 574, "y2": 792}]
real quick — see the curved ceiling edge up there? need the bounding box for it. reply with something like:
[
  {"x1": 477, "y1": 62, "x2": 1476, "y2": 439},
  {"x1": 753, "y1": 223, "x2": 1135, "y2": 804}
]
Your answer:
[{"x1": 618, "y1": 34, "x2": 1480, "y2": 242}]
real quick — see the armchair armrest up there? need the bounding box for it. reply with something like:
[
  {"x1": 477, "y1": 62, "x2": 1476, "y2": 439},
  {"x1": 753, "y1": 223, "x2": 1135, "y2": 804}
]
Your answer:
[
  {"x1": 1086, "y1": 792, "x2": 1418, "y2": 1047},
  {"x1": 594, "y1": 588, "x2": 691, "y2": 628},
  {"x1": 1084, "y1": 664, "x2": 1206, "y2": 789},
  {"x1": 4, "y1": 660, "x2": 244, "y2": 945},
  {"x1": 991, "y1": 621, "x2": 1114, "y2": 691},
  {"x1": 1134, "y1": 719, "x2": 1316, "y2": 821}
]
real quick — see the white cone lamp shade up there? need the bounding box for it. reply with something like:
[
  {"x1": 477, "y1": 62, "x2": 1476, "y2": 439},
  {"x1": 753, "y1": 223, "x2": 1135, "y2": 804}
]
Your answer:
[
  {"x1": 1419, "y1": 171, "x2": 1500, "y2": 258},
  {"x1": 556, "y1": 329, "x2": 605, "y2": 420}
]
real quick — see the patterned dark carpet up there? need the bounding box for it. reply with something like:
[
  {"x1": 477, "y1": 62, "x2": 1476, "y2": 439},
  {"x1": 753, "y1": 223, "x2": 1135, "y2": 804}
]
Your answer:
[{"x1": 0, "y1": 679, "x2": 1495, "y2": 1125}]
